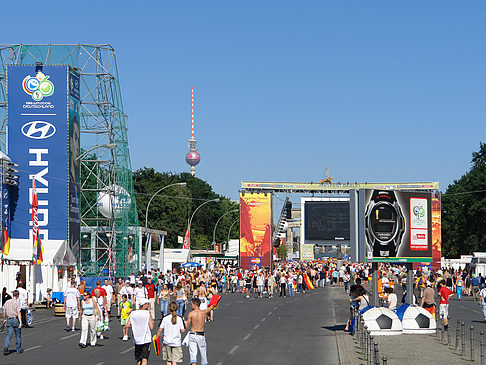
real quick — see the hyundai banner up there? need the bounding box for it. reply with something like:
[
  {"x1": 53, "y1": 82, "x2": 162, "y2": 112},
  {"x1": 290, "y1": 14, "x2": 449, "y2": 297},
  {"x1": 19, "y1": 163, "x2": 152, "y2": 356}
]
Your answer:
[{"x1": 7, "y1": 65, "x2": 80, "y2": 259}]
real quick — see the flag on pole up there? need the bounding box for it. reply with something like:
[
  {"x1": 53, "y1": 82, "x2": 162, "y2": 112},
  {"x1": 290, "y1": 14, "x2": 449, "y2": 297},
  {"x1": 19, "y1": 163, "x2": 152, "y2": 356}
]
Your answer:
[
  {"x1": 1, "y1": 183, "x2": 10, "y2": 256},
  {"x1": 32, "y1": 179, "x2": 44, "y2": 264},
  {"x1": 182, "y1": 224, "x2": 190, "y2": 249}
]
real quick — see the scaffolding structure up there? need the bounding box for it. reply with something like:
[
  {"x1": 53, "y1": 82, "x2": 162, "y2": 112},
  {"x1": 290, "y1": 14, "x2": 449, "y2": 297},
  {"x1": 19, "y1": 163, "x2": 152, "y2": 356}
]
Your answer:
[{"x1": 0, "y1": 44, "x2": 140, "y2": 277}]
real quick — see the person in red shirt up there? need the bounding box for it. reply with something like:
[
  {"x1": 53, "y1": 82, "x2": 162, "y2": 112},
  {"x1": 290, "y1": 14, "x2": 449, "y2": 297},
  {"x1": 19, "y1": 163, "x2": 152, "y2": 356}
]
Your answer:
[
  {"x1": 91, "y1": 280, "x2": 107, "y2": 297},
  {"x1": 438, "y1": 282, "x2": 454, "y2": 328},
  {"x1": 145, "y1": 278, "x2": 156, "y2": 319}
]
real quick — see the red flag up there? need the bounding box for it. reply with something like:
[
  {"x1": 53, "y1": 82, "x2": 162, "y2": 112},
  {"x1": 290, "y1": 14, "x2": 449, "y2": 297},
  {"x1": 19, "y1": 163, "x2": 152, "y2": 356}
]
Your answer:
[
  {"x1": 182, "y1": 224, "x2": 190, "y2": 249},
  {"x1": 32, "y1": 180, "x2": 43, "y2": 264}
]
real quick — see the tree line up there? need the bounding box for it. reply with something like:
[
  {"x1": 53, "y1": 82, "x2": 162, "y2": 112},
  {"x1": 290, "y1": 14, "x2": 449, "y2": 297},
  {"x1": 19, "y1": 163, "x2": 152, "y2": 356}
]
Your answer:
[{"x1": 442, "y1": 142, "x2": 486, "y2": 258}]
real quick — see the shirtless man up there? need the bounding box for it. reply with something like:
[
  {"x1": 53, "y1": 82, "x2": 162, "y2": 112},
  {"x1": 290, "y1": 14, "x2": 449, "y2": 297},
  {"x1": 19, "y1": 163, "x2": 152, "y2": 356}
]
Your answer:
[{"x1": 186, "y1": 298, "x2": 215, "y2": 365}]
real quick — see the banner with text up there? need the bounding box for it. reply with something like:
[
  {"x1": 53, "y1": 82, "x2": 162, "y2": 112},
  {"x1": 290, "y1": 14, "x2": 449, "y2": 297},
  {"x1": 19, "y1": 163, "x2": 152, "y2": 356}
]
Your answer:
[{"x1": 240, "y1": 193, "x2": 272, "y2": 269}]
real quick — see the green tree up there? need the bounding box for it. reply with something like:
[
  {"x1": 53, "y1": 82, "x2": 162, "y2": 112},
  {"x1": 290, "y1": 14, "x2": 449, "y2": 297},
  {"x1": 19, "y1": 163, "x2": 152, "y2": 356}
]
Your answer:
[
  {"x1": 442, "y1": 142, "x2": 486, "y2": 257},
  {"x1": 133, "y1": 168, "x2": 239, "y2": 249}
]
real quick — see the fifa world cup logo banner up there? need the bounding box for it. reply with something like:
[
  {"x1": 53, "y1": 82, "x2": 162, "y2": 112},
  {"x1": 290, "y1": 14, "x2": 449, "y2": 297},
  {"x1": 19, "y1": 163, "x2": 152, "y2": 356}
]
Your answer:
[{"x1": 240, "y1": 193, "x2": 272, "y2": 269}]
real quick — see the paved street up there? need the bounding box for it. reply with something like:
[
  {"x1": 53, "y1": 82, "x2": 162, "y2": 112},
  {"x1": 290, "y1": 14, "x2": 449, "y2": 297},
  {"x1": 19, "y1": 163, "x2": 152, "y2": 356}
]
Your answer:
[{"x1": 0, "y1": 286, "x2": 347, "y2": 365}]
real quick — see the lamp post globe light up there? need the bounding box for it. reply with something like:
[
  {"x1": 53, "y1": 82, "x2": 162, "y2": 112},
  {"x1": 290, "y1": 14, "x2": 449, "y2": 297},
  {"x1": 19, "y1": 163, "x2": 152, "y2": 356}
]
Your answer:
[
  {"x1": 188, "y1": 198, "x2": 220, "y2": 248},
  {"x1": 144, "y1": 182, "x2": 187, "y2": 229},
  {"x1": 213, "y1": 209, "x2": 239, "y2": 245}
]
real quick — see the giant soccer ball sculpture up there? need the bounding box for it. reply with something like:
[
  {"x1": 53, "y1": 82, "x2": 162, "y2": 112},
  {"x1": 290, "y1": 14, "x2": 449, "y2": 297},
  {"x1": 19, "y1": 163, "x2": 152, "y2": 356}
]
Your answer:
[
  {"x1": 361, "y1": 306, "x2": 403, "y2": 336},
  {"x1": 394, "y1": 304, "x2": 436, "y2": 334}
]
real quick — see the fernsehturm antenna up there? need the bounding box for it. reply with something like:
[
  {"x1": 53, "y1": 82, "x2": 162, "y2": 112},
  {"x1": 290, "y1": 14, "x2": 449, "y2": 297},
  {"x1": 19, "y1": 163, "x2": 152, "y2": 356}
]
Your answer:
[{"x1": 185, "y1": 87, "x2": 200, "y2": 176}]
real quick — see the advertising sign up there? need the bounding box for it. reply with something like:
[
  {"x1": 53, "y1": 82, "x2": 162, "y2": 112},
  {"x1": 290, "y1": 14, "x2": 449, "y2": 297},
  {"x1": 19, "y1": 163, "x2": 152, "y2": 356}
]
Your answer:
[
  {"x1": 431, "y1": 195, "x2": 441, "y2": 269},
  {"x1": 242, "y1": 181, "x2": 439, "y2": 192},
  {"x1": 301, "y1": 244, "x2": 314, "y2": 261},
  {"x1": 363, "y1": 190, "x2": 432, "y2": 263},
  {"x1": 7, "y1": 65, "x2": 79, "y2": 257},
  {"x1": 240, "y1": 193, "x2": 272, "y2": 269}
]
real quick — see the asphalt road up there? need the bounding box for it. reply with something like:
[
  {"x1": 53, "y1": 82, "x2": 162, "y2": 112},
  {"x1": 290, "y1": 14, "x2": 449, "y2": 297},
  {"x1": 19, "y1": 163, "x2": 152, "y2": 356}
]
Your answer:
[{"x1": 0, "y1": 286, "x2": 348, "y2": 365}]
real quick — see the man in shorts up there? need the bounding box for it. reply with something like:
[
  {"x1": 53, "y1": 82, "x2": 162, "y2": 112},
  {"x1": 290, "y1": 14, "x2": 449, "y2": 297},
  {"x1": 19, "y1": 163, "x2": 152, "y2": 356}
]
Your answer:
[
  {"x1": 186, "y1": 297, "x2": 216, "y2": 365},
  {"x1": 64, "y1": 280, "x2": 81, "y2": 331},
  {"x1": 127, "y1": 298, "x2": 154, "y2": 365},
  {"x1": 119, "y1": 294, "x2": 133, "y2": 341},
  {"x1": 437, "y1": 282, "x2": 454, "y2": 328}
]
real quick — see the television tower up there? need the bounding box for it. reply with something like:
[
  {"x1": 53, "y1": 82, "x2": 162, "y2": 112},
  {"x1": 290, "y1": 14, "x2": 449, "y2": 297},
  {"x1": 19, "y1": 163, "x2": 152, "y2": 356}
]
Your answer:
[{"x1": 185, "y1": 87, "x2": 200, "y2": 176}]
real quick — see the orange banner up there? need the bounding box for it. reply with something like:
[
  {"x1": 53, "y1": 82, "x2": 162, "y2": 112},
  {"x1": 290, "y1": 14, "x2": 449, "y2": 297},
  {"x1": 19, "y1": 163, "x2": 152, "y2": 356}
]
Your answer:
[
  {"x1": 431, "y1": 195, "x2": 441, "y2": 269},
  {"x1": 240, "y1": 193, "x2": 272, "y2": 269}
]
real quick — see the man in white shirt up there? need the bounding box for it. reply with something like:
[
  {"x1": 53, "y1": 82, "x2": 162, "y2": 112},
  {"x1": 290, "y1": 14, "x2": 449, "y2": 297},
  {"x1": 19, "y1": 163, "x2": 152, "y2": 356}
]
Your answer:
[
  {"x1": 133, "y1": 281, "x2": 148, "y2": 309},
  {"x1": 102, "y1": 279, "x2": 114, "y2": 316},
  {"x1": 16, "y1": 284, "x2": 30, "y2": 328},
  {"x1": 64, "y1": 280, "x2": 81, "y2": 331},
  {"x1": 127, "y1": 298, "x2": 154, "y2": 365},
  {"x1": 120, "y1": 280, "x2": 134, "y2": 303},
  {"x1": 386, "y1": 287, "x2": 398, "y2": 310}
]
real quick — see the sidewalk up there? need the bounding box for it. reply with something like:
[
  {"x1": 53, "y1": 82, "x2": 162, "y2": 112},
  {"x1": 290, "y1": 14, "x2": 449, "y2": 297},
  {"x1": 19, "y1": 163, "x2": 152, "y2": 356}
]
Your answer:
[{"x1": 330, "y1": 286, "x2": 475, "y2": 364}]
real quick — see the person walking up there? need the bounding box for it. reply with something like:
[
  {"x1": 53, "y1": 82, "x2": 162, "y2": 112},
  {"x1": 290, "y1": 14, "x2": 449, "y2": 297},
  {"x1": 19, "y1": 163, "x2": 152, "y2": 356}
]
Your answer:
[
  {"x1": 480, "y1": 285, "x2": 486, "y2": 322},
  {"x1": 64, "y1": 280, "x2": 81, "y2": 331},
  {"x1": 173, "y1": 282, "x2": 187, "y2": 317},
  {"x1": 267, "y1": 273, "x2": 275, "y2": 298},
  {"x1": 134, "y1": 281, "x2": 148, "y2": 310},
  {"x1": 3, "y1": 290, "x2": 23, "y2": 355},
  {"x1": 16, "y1": 283, "x2": 30, "y2": 328},
  {"x1": 145, "y1": 278, "x2": 156, "y2": 320},
  {"x1": 119, "y1": 294, "x2": 133, "y2": 341},
  {"x1": 456, "y1": 276, "x2": 464, "y2": 300},
  {"x1": 156, "y1": 302, "x2": 185, "y2": 365},
  {"x1": 186, "y1": 297, "x2": 216, "y2": 365},
  {"x1": 127, "y1": 298, "x2": 154, "y2": 365},
  {"x1": 279, "y1": 273, "x2": 287, "y2": 297},
  {"x1": 158, "y1": 284, "x2": 170, "y2": 318},
  {"x1": 79, "y1": 292, "x2": 101, "y2": 348}
]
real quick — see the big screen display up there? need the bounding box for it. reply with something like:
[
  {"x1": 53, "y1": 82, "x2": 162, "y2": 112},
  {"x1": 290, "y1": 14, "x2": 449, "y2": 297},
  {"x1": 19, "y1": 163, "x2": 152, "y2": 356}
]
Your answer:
[{"x1": 304, "y1": 200, "x2": 350, "y2": 241}]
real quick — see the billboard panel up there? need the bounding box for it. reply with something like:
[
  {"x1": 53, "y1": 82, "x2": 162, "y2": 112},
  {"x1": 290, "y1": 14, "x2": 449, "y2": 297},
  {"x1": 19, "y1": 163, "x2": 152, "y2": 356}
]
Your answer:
[
  {"x1": 242, "y1": 181, "x2": 439, "y2": 191},
  {"x1": 363, "y1": 190, "x2": 432, "y2": 263},
  {"x1": 301, "y1": 244, "x2": 314, "y2": 261},
  {"x1": 431, "y1": 195, "x2": 441, "y2": 269},
  {"x1": 301, "y1": 197, "x2": 350, "y2": 243},
  {"x1": 240, "y1": 193, "x2": 272, "y2": 269},
  {"x1": 7, "y1": 65, "x2": 78, "y2": 256}
]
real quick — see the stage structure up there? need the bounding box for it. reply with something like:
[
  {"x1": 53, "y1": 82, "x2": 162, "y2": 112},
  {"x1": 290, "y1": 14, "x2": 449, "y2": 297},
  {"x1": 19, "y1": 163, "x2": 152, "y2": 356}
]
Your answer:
[{"x1": 0, "y1": 44, "x2": 139, "y2": 277}]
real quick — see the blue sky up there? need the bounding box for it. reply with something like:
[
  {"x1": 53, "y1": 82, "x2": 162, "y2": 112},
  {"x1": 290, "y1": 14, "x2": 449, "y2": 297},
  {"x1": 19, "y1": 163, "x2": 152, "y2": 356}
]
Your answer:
[{"x1": 2, "y1": 1, "x2": 486, "y2": 202}]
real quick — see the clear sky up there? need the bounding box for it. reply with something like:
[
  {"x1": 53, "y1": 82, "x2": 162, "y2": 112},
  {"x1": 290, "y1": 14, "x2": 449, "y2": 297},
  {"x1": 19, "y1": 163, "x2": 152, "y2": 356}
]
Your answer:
[{"x1": 2, "y1": 1, "x2": 486, "y2": 201}]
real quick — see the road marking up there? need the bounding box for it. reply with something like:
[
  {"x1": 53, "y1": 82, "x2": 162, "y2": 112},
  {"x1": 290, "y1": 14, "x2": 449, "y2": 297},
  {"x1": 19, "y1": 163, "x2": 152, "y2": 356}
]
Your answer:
[
  {"x1": 216, "y1": 362, "x2": 223, "y2": 365},
  {"x1": 229, "y1": 345, "x2": 239, "y2": 354},
  {"x1": 267, "y1": 311, "x2": 272, "y2": 315},
  {"x1": 121, "y1": 346, "x2": 134, "y2": 354},
  {"x1": 253, "y1": 324, "x2": 260, "y2": 330},
  {"x1": 60, "y1": 333, "x2": 78, "y2": 340},
  {"x1": 25, "y1": 345, "x2": 42, "y2": 352},
  {"x1": 243, "y1": 333, "x2": 252, "y2": 340},
  {"x1": 35, "y1": 318, "x2": 57, "y2": 324},
  {"x1": 273, "y1": 306, "x2": 277, "y2": 310},
  {"x1": 261, "y1": 317, "x2": 266, "y2": 322},
  {"x1": 96, "y1": 362, "x2": 105, "y2": 365}
]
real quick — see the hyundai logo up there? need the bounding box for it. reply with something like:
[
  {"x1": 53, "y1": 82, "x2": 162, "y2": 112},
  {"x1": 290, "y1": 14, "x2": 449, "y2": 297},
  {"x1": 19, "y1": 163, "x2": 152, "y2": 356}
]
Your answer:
[{"x1": 21, "y1": 121, "x2": 56, "y2": 139}]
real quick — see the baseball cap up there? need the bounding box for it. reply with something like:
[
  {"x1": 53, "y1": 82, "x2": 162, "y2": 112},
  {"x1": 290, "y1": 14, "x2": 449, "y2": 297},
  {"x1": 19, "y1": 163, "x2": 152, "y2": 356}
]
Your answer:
[
  {"x1": 138, "y1": 298, "x2": 149, "y2": 306},
  {"x1": 125, "y1": 280, "x2": 130, "y2": 283}
]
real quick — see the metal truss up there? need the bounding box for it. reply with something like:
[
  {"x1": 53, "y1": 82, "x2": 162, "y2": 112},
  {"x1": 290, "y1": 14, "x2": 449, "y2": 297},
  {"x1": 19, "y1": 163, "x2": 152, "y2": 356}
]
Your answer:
[{"x1": 0, "y1": 44, "x2": 139, "y2": 277}]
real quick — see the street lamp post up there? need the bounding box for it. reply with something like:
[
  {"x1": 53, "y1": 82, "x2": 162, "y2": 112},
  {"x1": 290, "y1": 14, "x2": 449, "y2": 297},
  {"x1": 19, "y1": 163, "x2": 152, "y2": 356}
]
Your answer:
[
  {"x1": 144, "y1": 182, "x2": 187, "y2": 229},
  {"x1": 213, "y1": 209, "x2": 239, "y2": 245},
  {"x1": 187, "y1": 198, "x2": 220, "y2": 248},
  {"x1": 227, "y1": 218, "x2": 239, "y2": 246}
]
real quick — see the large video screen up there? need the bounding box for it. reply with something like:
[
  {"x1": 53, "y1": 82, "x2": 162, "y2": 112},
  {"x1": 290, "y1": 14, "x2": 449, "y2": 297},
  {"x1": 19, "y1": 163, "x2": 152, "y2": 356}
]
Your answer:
[{"x1": 304, "y1": 201, "x2": 350, "y2": 241}]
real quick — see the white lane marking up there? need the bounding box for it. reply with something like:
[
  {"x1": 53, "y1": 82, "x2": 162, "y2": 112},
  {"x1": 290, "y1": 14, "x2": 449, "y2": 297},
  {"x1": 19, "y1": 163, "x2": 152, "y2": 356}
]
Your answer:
[
  {"x1": 229, "y1": 345, "x2": 239, "y2": 354},
  {"x1": 25, "y1": 345, "x2": 42, "y2": 352},
  {"x1": 121, "y1": 346, "x2": 134, "y2": 354},
  {"x1": 34, "y1": 318, "x2": 57, "y2": 324},
  {"x1": 60, "y1": 333, "x2": 78, "y2": 340},
  {"x1": 253, "y1": 324, "x2": 260, "y2": 330},
  {"x1": 273, "y1": 306, "x2": 277, "y2": 310},
  {"x1": 96, "y1": 362, "x2": 105, "y2": 365},
  {"x1": 261, "y1": 317, "x2": 266, "y2": 322},
  {"x1": 243, "y1": 333, "x2": 252, "y2": 340},
  {"x1": 267, "y1": 311, "x2": 272, "y2": 315},
  {"x1": 216, "y1": 362, "x2": 223, "y2": 365}
]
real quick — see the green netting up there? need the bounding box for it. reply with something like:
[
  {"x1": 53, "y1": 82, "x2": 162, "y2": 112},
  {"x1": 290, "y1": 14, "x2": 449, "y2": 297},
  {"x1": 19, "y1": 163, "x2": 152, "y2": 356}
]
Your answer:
[{"x1": 0, "y1": 44, "x2": 140, "y2": 276}]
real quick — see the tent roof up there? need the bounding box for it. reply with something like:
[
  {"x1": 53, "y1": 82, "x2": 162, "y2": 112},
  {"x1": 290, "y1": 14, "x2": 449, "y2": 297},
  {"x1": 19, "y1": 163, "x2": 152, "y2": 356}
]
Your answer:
[{"x1": 52, "y1": 240, "x2": 77, "y2": 266}]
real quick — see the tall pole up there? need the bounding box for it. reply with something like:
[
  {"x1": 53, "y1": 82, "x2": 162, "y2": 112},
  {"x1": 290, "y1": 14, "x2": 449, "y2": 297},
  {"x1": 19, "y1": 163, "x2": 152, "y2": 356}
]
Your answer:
[
  {"x1": 145, "y1": 182, "x2": 187, "y2": 229},
  {"x1": 188, "y1": 198, "x2": 219, "y2": 248},
  {"x1": 213, "y1": 209, "x2": 239, "y2": 245},
  {"x1": 227, "y1": 218, "x2": 239, "y2": 246}
]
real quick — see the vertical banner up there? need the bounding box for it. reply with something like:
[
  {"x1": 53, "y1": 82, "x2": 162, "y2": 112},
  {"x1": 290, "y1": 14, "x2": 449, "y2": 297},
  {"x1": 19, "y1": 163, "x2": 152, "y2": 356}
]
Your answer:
[
  {"x1": 431, "y1": 195, "x2": 441, "y2": 270},
  {"x1": 32, "y1": 180, "x2": 43, "y2": 264},
  {"x1": 182, "y1": 225, "x2": 190, "y2": 249},
  {"x1": 1, "y1": 183, "x2": 10, "y2": 256},
  {"x1": 68, "y1": 69, "x2": 81, "y2": 259},
  {"x1": 239, "y1": 193, "x2": 272, "y2": 269},
  {"x1": 7, "y1": 65, "x2": 74, "y2": 255}
]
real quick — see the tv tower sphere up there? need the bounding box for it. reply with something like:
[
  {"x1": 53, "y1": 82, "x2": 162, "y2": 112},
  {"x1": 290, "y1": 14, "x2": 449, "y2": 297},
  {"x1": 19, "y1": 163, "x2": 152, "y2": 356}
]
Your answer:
[{"x1": 185, "y1": 150, "x2": 200, "y2": 166}]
